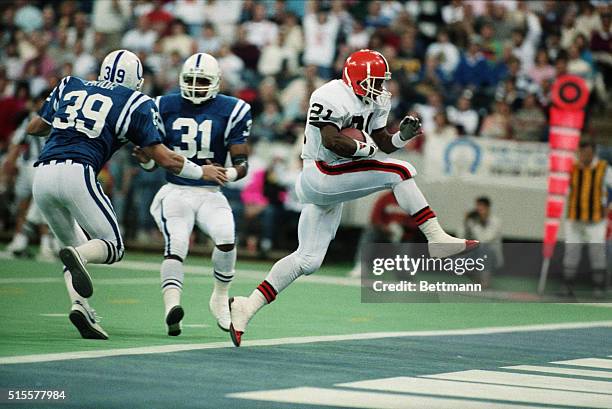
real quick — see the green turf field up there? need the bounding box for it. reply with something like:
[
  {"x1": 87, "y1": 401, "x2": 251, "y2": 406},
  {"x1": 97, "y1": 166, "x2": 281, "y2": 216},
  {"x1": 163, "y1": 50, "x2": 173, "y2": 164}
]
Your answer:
[{"x1": 1, "y1": 250, "x2": 611, "y2": 408}]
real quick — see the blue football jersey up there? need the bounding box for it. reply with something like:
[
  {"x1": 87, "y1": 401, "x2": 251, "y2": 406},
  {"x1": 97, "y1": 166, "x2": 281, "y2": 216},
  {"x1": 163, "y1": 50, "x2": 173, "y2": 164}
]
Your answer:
[
  {"x1": 155, "y1": 93, "x2": 251, "y2": 187},
  {"x1": 36, "y1": 76, "x2": 162, "y2": 173}
]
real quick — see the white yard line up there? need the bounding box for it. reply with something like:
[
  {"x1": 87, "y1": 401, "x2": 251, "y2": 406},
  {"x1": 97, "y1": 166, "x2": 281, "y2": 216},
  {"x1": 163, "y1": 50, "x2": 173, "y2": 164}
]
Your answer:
[
  {"x1": 1, "y1": 321, "x2": 611, "y2": 365},
  {"x1": 549, "y1": 358, "x2": 612, "y2": 370},
  {"x1": 504, "y1": 365, "x2": 612, "y2": 379},
  {"x1": 338, "y1": 377, "x2": 612, "y2": 408},
  {"x1": 423, "y1": 369, "x2": 612, "y2": 394},
  {"x1": 228, "y1": 387, "x2": 539, "y2": 409}
]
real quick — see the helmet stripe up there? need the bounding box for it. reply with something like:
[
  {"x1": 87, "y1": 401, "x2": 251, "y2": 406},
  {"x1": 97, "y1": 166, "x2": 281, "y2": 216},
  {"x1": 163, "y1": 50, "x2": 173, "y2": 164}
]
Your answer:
[
  {"x1": 110, "y1": 50, "x2": 125, "y2": 82},
  {"x1": 379, "y1": 52, "x2": 390, "y2": 73},
  {"x1": 195, "y1": 53, "x2": 202, "y2": 68}
]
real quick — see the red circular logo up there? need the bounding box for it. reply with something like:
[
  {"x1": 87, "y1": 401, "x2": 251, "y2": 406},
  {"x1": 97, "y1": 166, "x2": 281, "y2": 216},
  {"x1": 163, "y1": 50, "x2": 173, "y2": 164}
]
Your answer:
[{"x1": 551, "y1": 75, "x2": 589, "y2": 110}]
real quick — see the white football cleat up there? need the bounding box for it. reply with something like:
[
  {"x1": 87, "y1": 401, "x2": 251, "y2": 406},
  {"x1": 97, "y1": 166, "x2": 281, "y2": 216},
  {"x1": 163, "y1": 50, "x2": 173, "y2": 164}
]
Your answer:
[
  {"x1": 209, "y1": 291, "x2": 230, "y2": 332},
  {"x1": 6, "y1": 234, "x2": 28, "y2": 255},
  {"x1": 69, "y1": 301, "x2": 108, "y2": 340},
  {"x1": 59, "y1": 247, "x2": 93, "y2": 298},
  {"x1": 428, "y1": 238, "x2": 479, "y2": 258},
  {"x1": 166, "y1": 305, "x2": 184, "y2": 336},
  {"x1": 229, "y1": 296, "x2": 255, "y2": 347}
]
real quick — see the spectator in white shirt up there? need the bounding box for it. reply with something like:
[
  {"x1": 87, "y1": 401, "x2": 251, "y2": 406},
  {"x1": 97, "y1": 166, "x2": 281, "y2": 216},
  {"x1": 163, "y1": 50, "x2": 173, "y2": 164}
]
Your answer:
[
  {"x1": 412, "y1": 92, "x2": 445, "y2": 135},
  {"x1": 121, "y1": 15, "x2": 158, "y2": 54},
  {"x1": 244, "y1": 3, "x2": 279, "y2": 48},
  {"x1": 92, "y1": 0, "x2": 131, "y2": 49},
  {"x1": 171, "y1": 0, "x2": 206, "y2": 35},
  {"x1": 72, "y1": 40, "x2": 97, "y2": 79},
  {"x1": 426, "y1": 29, "x2": 460, "y2": 77},
  {"x1": 510, "y1": 10, "x2": 542, "y2": 74},
  {"x1": 347, "y1": 20, "x2": 370, "y2": 51},
  {"x1": 446, "y1": 93, "x2": 479, "y2": 135},
  {"x1": 67, "y1": 11, "x2": 95, "y2": 52},
  {"x1": 162, "y1": 20, "x2": 196, "y2": 58},
  {"x1": 197, "y1": 23, "x2": 222, "y2": 55},
  {"x1": 303, "y1": 6, "x2": 340, "y2": 78},
  {"x1": 461, "y1": 197, "x2": 503, "y2": 288},
  {"x1": 218, "y1": 44, "x2": 245, "y2": 91}
]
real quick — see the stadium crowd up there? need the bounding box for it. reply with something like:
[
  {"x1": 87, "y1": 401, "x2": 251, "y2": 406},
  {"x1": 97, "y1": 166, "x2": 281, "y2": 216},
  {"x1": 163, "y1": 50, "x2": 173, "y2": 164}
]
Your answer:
[{"x1": 0, "y1": 0, "x2": 611, "y2": 254}]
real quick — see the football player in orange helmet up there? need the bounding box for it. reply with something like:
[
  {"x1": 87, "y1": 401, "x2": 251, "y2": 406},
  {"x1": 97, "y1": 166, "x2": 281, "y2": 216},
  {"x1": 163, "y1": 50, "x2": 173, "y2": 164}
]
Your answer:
[{"x1": 228, "y1": 49, "x2": 478, "y2": 346}]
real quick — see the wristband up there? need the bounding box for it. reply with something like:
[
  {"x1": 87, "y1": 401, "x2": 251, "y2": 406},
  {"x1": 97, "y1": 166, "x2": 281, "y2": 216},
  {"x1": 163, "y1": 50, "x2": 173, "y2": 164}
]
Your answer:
[
  {"x1": 139, "y1": 159, "x2": 155, "y2": 170},
  {"x1": 353, "y1": 139, "x2": 377, "y2": 158},
  {"x1": 391, "y1": 131, "x2": 409, "y2": 149},
  {"x1": 226, "y1": 167, "x2": 238, "y2": 182},
  {"x1": 178, "y1": 158, "x2": 204, "y2": 180}
]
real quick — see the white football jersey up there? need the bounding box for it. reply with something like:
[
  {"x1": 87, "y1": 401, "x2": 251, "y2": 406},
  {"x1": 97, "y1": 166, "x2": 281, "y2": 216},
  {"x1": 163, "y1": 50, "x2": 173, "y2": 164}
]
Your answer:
[{"x1": 302, "y1": 79, "x2": 390, "y2": 164}]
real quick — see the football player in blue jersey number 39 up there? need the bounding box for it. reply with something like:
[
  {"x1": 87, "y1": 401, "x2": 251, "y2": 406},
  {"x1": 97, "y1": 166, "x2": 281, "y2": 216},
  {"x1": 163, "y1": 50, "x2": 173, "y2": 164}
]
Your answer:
[
  {"x1": 28, "y1": 50, "x2": 228, "y2": 340},
  {"x1": 132, "y1": 53, "x2": 251, "y2": 336}
]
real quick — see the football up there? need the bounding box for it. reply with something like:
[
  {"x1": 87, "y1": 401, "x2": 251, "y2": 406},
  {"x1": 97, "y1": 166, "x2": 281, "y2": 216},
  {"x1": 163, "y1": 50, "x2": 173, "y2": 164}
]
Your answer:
[{"x1": 340, "y1": 127, "x2": 366, "y2": 142}]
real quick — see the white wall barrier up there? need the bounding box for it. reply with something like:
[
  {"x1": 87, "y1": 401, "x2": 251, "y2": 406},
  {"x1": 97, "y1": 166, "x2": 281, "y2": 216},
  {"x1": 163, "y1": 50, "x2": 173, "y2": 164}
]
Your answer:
[{"x1": 342, "y1": 137, "x2": 551, "y2": 241}]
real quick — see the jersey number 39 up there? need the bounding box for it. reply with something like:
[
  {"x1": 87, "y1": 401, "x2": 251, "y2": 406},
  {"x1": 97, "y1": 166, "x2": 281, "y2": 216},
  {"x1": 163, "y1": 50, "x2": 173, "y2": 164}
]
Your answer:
[
  {"x1": 172, "y1": 118, "x2": 214, "y2": 159},
  {"x1": 53, "y1": 91, "x2": 113, "y2": 138}
]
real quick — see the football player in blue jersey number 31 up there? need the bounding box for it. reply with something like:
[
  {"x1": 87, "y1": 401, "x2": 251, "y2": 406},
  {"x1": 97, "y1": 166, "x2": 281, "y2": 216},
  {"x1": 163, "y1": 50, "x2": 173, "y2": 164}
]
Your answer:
[
  {"x1": 132, "y1": 53, "x2": 251, "y2": 336},
  {"x1": 27, "y1": 50, "x2": 228, "y2": 340}
]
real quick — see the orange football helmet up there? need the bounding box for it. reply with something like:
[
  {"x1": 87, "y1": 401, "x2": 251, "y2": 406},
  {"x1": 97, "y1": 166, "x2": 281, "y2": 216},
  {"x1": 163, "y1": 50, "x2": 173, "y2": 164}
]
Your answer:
[{"x1": 342, "y1": 49, "x2": 391, "y2": 105}]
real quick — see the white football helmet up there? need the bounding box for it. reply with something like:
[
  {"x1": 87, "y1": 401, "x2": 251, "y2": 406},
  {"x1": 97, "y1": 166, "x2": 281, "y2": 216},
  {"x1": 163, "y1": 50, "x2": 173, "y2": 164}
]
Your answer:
[
  {"x1": 98, "y1": 50, "x2": 144, "y2": 91},
  {"x1": 180, "y1": 53, "x2": 221, "y2": 104}
]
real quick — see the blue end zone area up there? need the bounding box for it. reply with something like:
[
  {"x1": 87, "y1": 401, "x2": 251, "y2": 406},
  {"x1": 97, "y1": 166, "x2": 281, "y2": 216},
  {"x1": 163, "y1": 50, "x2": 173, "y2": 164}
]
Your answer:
[{"x1": 1, "y1": 327, "x2": 611, "y2": 408}]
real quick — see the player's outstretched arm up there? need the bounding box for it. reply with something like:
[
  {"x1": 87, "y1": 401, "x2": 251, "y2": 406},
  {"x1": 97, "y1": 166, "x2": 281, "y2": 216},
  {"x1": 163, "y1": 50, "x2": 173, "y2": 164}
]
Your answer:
[
  {"x1": 141, "y1": 143, "x2": 228, "y2": 185},
  {"x1": 319, "y1": 124, "x2": 378, "y2": 158},
  {"x1": 227, "y1": 144, "x2": 249, "y2": 182},
  {"x1": 371, "y1": 116, "x2": 423, "y2": 154},
  {"x1": 26, "y1": 116, "x2": 51, "y2": 136}
]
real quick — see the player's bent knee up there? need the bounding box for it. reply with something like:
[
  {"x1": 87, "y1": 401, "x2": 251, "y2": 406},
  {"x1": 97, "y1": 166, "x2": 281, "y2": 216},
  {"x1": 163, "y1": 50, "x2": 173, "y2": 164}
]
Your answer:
[
  {"x1": 167, "y1": 237, "x2": 189, "y2": 261},
  {"x1": 216, "y1": 243, "x2": 235, "y2": 252}
]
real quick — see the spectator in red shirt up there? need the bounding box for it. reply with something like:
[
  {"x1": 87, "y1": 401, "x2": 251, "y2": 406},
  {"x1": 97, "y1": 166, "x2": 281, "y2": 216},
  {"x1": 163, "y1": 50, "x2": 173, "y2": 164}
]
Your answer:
[{"x1": 0, "y1": 80, "x2": 29, "y2": 152}]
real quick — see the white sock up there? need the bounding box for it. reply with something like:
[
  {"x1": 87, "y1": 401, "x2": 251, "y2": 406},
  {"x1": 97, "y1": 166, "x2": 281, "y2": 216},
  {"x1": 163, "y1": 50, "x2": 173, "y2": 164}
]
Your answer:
[
  {"x1": 213, "y1": 279, "x2": 230, "y2": 297},
  {"x1": 64, "y1": 270, "x2": 88, "y2": 306},
  {"x1": 163, "y1": 287, "x2": 181, "y2": 316},
  {"x1": 419, "y1": 218, "x2": 450, "y2": 242},
  {"x1": 75, "y1": 239, "x2": 110, "y2": 264},
  {"x1": 246, "y1": 288, "x2": 267, "y2": 314},
  {"x1": 392, "y1": 178, "x2": 429, "y2": 214},
  {"x1": 40, "y1": 234, "x2": 53, "y2": 252},
  {"x1": 161, "y1": 258, "x2": 184, "y2": 291},
  {"x1": 212, "y1": 247, "x2": 236, "y2": 287}
]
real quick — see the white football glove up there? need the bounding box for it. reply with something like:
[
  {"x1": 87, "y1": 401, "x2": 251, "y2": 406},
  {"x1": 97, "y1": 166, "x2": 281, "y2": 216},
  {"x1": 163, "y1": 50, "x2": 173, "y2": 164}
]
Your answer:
[
  {"x1": 398, "y1": 115, "x2": 422, "y2": 141},
  {"x1": 353, "y1": 131, "x2": 379, "y2": 158}
]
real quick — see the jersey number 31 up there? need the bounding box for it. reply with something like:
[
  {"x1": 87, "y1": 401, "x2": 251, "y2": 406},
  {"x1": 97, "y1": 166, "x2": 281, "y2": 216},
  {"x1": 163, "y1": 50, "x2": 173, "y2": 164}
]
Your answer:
[{"x1": 172, "y1": 118, "x2": 214, "y2": 159}]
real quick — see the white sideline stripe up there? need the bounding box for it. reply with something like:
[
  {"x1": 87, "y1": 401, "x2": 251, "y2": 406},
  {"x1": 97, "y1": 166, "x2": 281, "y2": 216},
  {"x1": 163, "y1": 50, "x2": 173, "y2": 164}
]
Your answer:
[
  {"x1": 0, "y1": 256, "x2": 362, "y2": 287},
  {"x1": 5, "y1": 255, "x2": 612, "y2": 296},
  {"x1": 0, "y1": 278, "x2": 60, "y2": 284},
  {"x1": 1, "y1": 321, "x2": 611, "y2": 365},
  {"x1": 550, "y1": 358, "x2": 612, "y2": 370},
  {"x1": 227, "y1": 387, "x2": 539, "y2": 409},
  {"x1": 503, "y1": 365, "x2": 612, "y2": 379},
  {"x1": 338, "y1": 377, "x2": 612, "y2": 408},
  {"x1": 40, "y1": 314, "x2": 68, "y2": 318},
  {"x1": 424, "y1": 370, "x2": 612, "y2": 394}
]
